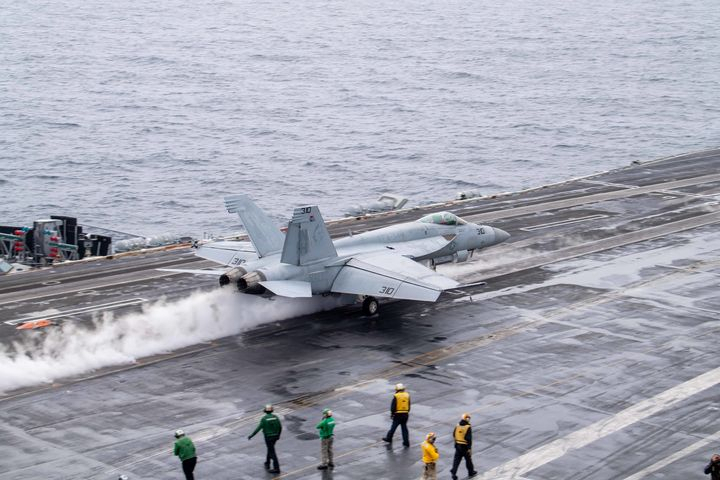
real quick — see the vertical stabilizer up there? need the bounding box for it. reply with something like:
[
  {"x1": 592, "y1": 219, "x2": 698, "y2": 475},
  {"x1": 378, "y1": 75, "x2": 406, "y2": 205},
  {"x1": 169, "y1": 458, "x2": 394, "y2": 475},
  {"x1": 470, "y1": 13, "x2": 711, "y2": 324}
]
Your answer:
[
  {"x1": 224, "y1": 195, "x2": 285, "y2": 258},
  {"x1": 281, "y1": 206, "x2": 337, "y2": 265}
]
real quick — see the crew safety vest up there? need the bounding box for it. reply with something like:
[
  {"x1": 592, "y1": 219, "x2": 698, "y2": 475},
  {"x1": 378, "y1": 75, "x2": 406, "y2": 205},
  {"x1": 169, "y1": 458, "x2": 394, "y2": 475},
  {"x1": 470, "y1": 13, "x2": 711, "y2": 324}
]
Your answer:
[
  {"x1": 421, "y1": 441, "x2": 439, "y2": 464},
  {"x1": 454, "y1": 424, "x2": 470, "y2": 445},
  {"x1": 394, "y1": 391, "x2": 410, "y2": 413}
]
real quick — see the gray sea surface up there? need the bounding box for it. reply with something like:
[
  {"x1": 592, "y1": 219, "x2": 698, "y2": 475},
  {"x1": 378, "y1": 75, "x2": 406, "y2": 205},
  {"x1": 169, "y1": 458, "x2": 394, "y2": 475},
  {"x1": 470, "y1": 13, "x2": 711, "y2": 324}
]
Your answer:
[{"x1": 2, "y1": 0, "x2": 719, "y2": 237}]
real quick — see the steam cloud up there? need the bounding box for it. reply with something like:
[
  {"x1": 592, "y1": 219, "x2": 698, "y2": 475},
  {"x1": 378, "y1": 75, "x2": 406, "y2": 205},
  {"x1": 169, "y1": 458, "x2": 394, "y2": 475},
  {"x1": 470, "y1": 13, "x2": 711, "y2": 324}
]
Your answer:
[{"x1": 0, "y1": 290, "x2": 347, "y2": 394}]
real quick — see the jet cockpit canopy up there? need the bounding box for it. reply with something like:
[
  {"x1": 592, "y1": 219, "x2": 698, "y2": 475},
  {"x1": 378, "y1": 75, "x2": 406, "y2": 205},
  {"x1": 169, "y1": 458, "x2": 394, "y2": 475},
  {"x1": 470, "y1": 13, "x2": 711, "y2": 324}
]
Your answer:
[{"x1": 418, "y1": 211, "x2": 467, "y2": 226}]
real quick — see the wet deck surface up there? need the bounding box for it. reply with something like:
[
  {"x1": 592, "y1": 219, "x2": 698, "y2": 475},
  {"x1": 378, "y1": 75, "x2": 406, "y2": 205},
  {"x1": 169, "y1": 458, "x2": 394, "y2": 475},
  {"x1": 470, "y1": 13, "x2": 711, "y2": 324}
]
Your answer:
[{"x1": 1, "y1": 149, "x2": 719, "y2": 479}]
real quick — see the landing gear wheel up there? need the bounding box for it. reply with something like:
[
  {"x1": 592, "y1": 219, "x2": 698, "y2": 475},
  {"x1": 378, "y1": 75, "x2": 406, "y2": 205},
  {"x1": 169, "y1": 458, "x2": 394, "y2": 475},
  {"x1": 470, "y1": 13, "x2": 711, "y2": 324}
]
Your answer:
[{"x1": 362, "y1": 296, "x2": 379, "y2": 316}]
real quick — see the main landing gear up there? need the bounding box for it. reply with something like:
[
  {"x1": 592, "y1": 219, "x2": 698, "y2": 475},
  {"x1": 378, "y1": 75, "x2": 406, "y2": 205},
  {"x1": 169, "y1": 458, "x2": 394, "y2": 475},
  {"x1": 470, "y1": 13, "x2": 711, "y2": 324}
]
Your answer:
[{"x1": 362, "y1": 296, "x2": 380, "y2": 316}]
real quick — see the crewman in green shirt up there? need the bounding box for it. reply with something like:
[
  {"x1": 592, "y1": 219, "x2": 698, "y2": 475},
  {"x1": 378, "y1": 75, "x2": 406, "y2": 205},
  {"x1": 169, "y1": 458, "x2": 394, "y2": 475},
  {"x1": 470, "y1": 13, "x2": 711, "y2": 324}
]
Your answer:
[
  {"x1": 173, "y1": 429, "x2": 197, "y2": 480},
  {"x1": 248, "y1": 404, "x2": 282, "y2": 474},
  {"x1": 316, "y1": 408, "x2": 336, "y2": 470}
]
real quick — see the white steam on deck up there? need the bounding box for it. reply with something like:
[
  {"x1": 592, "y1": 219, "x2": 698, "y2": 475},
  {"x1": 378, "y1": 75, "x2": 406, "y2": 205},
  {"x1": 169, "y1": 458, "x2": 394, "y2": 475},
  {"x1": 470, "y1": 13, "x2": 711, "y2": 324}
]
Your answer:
[{"x1": 0, "y1": 290, "x2": 345, "y2": 394}]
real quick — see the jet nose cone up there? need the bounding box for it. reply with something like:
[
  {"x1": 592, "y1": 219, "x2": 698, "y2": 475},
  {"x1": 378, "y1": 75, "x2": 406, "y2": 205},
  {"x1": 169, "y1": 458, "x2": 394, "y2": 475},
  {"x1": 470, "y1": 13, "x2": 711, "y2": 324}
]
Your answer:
[{"x1": 493, "y1": 227, "x2": 510, "y2": 244}]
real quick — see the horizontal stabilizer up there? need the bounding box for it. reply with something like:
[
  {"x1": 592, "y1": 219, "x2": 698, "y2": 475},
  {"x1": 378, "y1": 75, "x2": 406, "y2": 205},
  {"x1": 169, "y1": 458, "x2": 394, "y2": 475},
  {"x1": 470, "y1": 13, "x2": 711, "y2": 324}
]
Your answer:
[
  {"x1": 260, "y1": 281, "x2": 313, "y2": 298},
  {"x1": 196, "y1": 241, "x2": 257, "y2": 266}
]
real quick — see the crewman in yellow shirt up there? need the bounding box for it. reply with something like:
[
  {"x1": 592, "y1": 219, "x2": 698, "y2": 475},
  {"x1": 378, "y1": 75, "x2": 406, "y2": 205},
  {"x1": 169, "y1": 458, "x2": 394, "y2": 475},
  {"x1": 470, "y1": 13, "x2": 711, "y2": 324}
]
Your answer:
[
  {"x1": 450, "y1": 413, "x2": 478, "y2": 479},
  {"x1": 421, "y1": 432, "x2": 439, "y2": 480},
  {"x1": 382, "y1": 383, "x2": 411, "y2": 447}
]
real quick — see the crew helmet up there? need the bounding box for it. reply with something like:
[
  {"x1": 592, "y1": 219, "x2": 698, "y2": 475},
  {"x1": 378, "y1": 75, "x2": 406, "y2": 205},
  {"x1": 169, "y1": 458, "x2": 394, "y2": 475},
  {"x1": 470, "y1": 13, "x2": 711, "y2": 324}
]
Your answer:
[
  {"x1": 174, "y1": 429, "x2": 185, "y2": 438},
  {"x1": 462, "y1": 413, "x2": 471, "y2": 421},
  {"x1": 425, "y1": 432, "x2": 436, "y2": 442},
  {"x1": 322, "y1": 408, "x2": 332, "y2": 417},
  {"x1": 264, "y1": 404, "x2": 274, "y2": 413},
  {"x1": 395, "y1": 383, "x2": 406, "y2": 392}
]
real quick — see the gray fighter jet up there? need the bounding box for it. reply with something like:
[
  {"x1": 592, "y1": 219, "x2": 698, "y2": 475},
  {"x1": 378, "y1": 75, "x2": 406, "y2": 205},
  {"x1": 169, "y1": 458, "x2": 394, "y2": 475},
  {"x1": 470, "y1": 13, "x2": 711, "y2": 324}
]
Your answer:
[{"x1": 166, "y1": 195, "x2": 509, "y2": 315}]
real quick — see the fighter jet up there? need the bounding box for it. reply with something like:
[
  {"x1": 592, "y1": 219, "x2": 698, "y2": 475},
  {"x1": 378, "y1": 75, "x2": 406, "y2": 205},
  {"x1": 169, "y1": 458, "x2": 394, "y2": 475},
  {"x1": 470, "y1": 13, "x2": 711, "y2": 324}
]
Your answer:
[{"x1": 166, "y1": 196, "x2": 510, "y2": 315}]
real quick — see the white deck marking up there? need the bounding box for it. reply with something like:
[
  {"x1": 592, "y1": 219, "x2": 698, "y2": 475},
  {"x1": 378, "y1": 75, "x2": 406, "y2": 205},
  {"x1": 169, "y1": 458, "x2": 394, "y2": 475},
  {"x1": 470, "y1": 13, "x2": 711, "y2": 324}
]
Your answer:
[
  {"x1": 582, "y1": 179, "x2": 638, "y2": 189},
  {"x1": 520, "y1": 214, "x2": 608, "y2": 231},
  {"x1": 5, "y1": 298, "x2": 148, "y2": 325},
  {"x1": 0, "y1": 270, "x2": 180, "y2": 306},
  {"x1": 478, "y1": 366, "x2": 720, "y2": 479},
  {"x1": 467, "y1": 172, "x2": 720, "y2": 222},
  {"x1": 622, "y1": 430, "x2": 720, "y2": 480}
]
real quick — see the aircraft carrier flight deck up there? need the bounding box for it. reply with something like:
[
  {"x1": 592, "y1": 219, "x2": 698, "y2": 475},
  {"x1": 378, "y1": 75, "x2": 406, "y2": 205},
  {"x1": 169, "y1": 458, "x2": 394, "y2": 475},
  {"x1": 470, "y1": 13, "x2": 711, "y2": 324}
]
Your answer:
[{"x1": 1, "y1": 148, "x2": 720, "y2": 479}]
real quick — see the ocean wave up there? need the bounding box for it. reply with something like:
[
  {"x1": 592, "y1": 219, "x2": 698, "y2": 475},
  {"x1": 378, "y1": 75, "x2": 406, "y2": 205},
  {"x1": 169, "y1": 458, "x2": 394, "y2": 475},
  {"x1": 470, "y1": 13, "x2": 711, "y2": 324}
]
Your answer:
[
  {"x1": 44, "y1": 122, "x2": 80, "y2": 128},
  {"x1": 113, "y1": 54, "x2": 177, "y2": 66},
  {"x1": 33, "y1": 174, "x2": 64, "y2": 180},
  {"x1": 443, "y1": 70, "x2": 486, "y2": 80}
]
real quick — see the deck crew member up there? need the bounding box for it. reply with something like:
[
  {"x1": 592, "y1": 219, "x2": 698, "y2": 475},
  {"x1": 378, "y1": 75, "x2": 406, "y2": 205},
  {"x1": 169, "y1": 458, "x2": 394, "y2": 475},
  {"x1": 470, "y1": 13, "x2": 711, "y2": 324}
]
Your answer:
[
  {"x1": 450, "y1": 413, "x2": 478, "y2": 479},
  {"x1": 421, "y1": 432, "x2": 439, "y2": 480},
  {"x1": 705, "y1": 454, "x2": 720, "y2": 480},
  {"x1": 173, "y1": 429, "x2": 197, "y2": 480},
  {"x1": 382, "y1": 383, "x2": 411, "y2": 447},
  {"x1": 248, "y1": 404, "x2": 282, "y2": 474},
  {"x1": 316, "y1": 408, "x2": 336, "y2": 470}
]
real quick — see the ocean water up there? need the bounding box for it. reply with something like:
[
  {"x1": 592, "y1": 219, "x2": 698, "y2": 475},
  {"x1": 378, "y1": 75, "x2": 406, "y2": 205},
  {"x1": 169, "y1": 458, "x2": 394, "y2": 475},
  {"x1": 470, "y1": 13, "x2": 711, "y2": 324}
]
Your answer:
[{"x1": 1, "y1": 0, "x2": 719, "y2": 237}]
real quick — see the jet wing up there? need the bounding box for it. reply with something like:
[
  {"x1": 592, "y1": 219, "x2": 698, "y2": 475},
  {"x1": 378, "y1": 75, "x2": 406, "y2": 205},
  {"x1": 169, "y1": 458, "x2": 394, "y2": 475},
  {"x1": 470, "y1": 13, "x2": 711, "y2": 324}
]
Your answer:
[
  {"x1": 331, "y1": 251, "x2": 459, "y2": 302},
  {"x1": 335, "y1": 237, "x2": 452, "y2": 261},
  {"x1": 195, "y1": 241, "x2": 257, "y2": 266},
  {"x1": 384, "y1": 237, "x2": 453, "y2": 259}
]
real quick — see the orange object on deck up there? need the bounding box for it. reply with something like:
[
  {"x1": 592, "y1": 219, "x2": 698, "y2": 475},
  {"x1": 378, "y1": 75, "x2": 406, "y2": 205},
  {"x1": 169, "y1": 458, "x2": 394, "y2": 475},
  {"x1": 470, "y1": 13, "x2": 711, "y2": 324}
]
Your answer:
[{"x1": 16, "y1": 319, "x2": 54, "y2": 330}]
